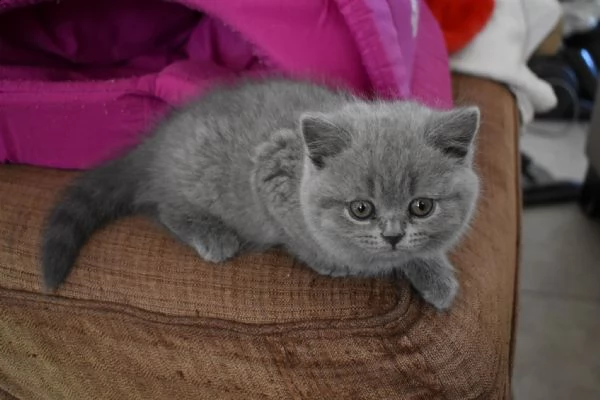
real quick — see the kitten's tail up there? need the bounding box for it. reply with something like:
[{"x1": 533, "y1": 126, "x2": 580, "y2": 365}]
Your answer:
[{"x1": 41, "y1": 155, "x2": 142, "y2": 290}]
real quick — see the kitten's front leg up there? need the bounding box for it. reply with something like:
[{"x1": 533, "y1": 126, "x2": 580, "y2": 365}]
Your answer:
[
  {"x1": 158, "y1": 207, "x2": 241, "y2": 263},
  {"x1": 308, "y1": 262, "x2": 350, "y2": 277},
  {"x1": 401, "y1": 255, "x2": 458, "y2": 310}
]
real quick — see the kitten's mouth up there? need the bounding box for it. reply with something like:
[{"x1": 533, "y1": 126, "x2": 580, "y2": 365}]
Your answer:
[
  {"x1": 372, "y1": 246, "x2": 404, "y2": 255},
  {"x1": 380, "y1": 245, "x2": 420, "y2": 255}
]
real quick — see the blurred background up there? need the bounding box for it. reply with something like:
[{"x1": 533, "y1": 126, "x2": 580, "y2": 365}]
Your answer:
[{"x1": 513, "y1": 0, "x2": 600, "y2": 398}]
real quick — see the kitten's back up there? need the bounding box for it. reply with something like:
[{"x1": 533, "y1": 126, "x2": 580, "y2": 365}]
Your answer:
[
  {"x1": 146, "y1": 78, "x2": 353, "y2": 207},
  {"x1": 187, "y1": 78, "x2": 352, "y2": 132}
]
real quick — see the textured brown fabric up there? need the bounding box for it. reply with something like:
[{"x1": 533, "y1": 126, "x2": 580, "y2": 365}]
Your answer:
[{"x1": 0, "y1": 74, "x2": 520, "y2": 399}]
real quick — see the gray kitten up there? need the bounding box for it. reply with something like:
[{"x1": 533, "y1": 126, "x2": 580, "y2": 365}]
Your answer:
[{"x1": 41, "y1": 78, "x2": 480, "y2": 310}]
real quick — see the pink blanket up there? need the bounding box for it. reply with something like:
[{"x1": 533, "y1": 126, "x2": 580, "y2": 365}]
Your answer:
[{"x1": 0, "y1": 0, "x2": 452, "y2": 169}]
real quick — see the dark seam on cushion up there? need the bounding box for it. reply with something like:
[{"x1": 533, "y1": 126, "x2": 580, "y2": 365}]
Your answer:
[
  {"x1": 507, "y1": 88, "x2": 521, "y2": 392},
  {"x1": 0, "y1": 288, "x2": 422, "y2": 338},
  {"x1": 0, "y1": 267, "x2": 402, "y2": 322}
]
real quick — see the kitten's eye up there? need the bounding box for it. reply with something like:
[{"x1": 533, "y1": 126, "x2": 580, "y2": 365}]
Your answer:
[
  {"x1": 409, "y1": 198, "x2": 435, "y2": 218},
  {"x1": 348, "y1": 200, "x2": 375, "y2": 220}
]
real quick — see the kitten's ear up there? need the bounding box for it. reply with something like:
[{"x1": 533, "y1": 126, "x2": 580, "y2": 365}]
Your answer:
[
  {"x1": 426, "y1": 106, "x2": 480, "y2": 161},
  {"x1": 300, "y1": 113, "x2": 352, "y2": 169}
]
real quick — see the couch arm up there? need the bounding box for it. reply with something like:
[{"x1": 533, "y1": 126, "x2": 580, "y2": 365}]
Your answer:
[{"x1": 0, "y1": 74, "x2": 520, "y2": 399}]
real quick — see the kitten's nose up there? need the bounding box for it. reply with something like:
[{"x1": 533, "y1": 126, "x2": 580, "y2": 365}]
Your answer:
[{"x1": 381, "y1": 234, "x2": 403, "y2": 247}]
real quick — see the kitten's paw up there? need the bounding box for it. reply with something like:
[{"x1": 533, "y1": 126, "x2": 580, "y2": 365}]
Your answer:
[
  {"x1": 419, "y1": 273, "x2": 458, "y2": 311},
  {"x1": 326, "y1": 266, "x2": 352, "y2": 277},
  {"x1": 267, "y1": 129, "x2": 296, "y2": 146},
  {"x1": 192, "y1": 234, "x2": 240, "y2": 264},
  {"x1": 308, "y1": 263, "x2": 350, "y2": 277},
  {"x1": 254, "y1": 129, "x2": 297, "y2": 161},
  {"x1": 402, "y1": 256, "x2": 459, "y2": 310}
]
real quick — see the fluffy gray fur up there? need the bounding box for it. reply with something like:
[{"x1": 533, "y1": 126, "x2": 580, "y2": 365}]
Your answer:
[{"x1": 41, "y1": 78, "x2": 480, "y2": 310}]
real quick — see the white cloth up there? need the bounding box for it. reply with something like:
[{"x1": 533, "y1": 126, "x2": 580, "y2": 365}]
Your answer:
[
  {"x1": 562, "y1": 0, "x2": 600, "y2": 36},
  {"x1": 450, "y1": 0, "x2": 562, "y2": 123}
]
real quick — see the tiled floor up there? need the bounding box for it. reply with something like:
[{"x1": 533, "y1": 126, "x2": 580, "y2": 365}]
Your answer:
[{"x1": 513, "y1": 122, "x2": 600, "y2": 399}]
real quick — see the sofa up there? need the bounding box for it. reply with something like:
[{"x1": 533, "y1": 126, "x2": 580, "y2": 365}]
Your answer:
[{"x1": 0, "y1": 74, "x2": 520, "y2": 399}]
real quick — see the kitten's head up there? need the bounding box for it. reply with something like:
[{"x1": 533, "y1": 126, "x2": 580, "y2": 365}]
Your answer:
[{"x1": 299, "y1": 101, "x2": 480, "y2": 271}]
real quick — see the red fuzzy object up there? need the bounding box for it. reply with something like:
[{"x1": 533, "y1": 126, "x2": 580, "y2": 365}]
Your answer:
[{"x1": 425, "y1": 0, "x2": 495, "y2": 54}]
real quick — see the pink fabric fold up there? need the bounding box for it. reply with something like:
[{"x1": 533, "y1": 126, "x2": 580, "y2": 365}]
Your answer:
[{"x1": 0, "y1": 0, "x2": 451, "y2": 169}]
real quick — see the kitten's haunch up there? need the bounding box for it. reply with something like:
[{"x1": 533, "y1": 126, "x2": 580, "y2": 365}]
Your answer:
[{"x1": 41, "y1": 78, "x2": 480, "y2": 310}]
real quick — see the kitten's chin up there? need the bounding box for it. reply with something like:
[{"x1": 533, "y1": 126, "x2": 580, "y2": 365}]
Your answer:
[
  {"x1": 378, "y1": 248, "x2": 418, "y2": 260},
  {"x1": 349, "y1": 247, "x2": 410, "y2": 265},
  {"x1": 365, "y1": 244, "x2": 423, "y2": 256}
]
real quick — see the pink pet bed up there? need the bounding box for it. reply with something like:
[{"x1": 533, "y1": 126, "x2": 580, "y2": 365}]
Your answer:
[{"x1": 0, "y1": 0, "x2": 452, "y2": 169}]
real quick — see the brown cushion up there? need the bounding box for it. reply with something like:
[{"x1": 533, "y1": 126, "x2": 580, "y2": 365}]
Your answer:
[{"x1": 0, "y1": 74, "x2": 520, "y2": 399}]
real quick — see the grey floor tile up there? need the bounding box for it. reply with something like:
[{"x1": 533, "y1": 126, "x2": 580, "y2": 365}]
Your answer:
[
  {"x1": 521, "y1": 204, "x2": 600, "y2": 301},
  {"x1": 521, "y1": 121, "x2": 589, "y2": 181},
  {"x1": 513, "y1": 292, "x2": 600, "y2": 400},
  {"x1": 517, "y1": 121, "x2": 599, "y2": 398}
]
